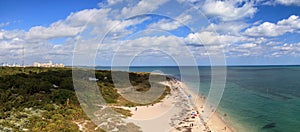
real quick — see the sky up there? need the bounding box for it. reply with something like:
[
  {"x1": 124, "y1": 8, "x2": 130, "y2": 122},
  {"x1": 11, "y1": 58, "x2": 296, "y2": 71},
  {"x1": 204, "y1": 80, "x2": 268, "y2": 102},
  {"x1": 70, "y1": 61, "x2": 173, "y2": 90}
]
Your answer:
[{"x1": 1, "y1": 0, "x2": 300, "y2": 66}]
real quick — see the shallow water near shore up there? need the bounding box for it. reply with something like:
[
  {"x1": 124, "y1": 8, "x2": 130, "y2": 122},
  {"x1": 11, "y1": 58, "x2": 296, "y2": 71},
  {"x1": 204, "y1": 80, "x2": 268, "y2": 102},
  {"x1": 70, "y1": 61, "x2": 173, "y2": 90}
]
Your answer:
[{"x1": 96, "y1": 66, "x2": 300, "y2": 132}]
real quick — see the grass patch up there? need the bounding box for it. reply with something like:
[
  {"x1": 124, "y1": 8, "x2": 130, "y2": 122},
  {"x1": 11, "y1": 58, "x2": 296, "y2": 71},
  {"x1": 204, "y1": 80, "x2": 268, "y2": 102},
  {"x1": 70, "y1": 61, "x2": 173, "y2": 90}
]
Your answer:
[{"x1": 111, "y1": 107, "x2": 133, "y2": 117}]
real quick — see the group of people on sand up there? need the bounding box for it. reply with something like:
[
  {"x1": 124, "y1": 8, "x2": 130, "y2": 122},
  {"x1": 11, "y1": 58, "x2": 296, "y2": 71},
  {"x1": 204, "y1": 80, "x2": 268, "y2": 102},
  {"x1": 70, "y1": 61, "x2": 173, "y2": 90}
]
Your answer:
[
  {"x1": 190, "y1": 110, "x2": 198, "y2": 119},
  {"x1": 172, "y1": 79, "x2": 229, "y2": 131}
]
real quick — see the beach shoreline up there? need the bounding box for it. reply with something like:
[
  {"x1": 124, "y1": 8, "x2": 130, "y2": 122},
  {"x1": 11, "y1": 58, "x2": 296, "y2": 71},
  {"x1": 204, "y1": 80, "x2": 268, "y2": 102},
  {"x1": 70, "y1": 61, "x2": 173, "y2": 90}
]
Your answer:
[
  {"x1": 121, "y1": 77, "x2": 235, "y2": 132},
  {"x1": 173, "y1": 79, "x2": 234, "y2": 132}
]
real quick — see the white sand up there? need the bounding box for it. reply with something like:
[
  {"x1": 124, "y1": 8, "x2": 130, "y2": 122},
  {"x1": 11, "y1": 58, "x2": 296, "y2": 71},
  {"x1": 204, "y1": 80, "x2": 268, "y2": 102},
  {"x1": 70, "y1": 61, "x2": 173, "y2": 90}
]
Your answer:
[
  {"x1": 118, "y1": 79, "x2": 234, "y2": 132},
  {"x1": 179, "y1": 81, "x2": 234, "y2": 132}
]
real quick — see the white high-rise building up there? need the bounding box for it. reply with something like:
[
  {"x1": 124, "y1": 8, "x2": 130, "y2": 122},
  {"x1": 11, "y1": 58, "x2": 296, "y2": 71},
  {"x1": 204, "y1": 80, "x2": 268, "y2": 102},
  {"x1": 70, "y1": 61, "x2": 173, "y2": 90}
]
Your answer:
[{"x1": 33, "y1": 61, "x2": 64, "y2": 67}]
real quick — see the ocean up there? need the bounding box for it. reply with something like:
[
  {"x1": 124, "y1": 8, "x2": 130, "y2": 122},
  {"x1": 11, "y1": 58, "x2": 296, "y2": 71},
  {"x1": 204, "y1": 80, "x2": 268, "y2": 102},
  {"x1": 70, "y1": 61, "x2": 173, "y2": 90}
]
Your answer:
[{"x1": 95, "y1": 66, "x2": 300, "y2": 132}]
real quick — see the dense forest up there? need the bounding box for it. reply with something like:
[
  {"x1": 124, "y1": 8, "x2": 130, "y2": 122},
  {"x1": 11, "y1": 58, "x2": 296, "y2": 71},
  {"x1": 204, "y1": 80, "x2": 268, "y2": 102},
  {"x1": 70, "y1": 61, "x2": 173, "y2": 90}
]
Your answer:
[{"x1": 0, "y1": 67, "x2": 170, "y2": 132}]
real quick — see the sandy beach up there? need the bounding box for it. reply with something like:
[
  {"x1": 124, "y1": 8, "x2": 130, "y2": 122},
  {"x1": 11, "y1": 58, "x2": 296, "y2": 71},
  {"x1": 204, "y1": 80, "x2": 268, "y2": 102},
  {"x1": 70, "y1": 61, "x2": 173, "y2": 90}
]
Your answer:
[
  {"x1": 120, "y1": 78, "x2": 234, "y2": 132},
  {"x1": 178, "y1": 80, "x2": 234, "y2": 132}
]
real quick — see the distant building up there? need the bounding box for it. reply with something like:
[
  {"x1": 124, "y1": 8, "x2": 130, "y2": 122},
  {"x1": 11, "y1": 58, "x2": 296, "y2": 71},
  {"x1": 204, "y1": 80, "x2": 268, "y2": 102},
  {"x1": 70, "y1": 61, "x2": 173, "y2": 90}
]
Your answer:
[
  {"x1": 1, "y1": 63, "x2": 22, "y2": 67},
  {"x1": 33, "y1": 61, "x2": 64, "y2": 68}
]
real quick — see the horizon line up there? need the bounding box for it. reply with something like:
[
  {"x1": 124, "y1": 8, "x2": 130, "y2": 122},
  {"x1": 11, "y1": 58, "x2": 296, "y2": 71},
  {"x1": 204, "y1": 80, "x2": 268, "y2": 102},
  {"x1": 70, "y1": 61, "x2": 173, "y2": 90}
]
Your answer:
[{"x1": 69, "y1": 64, "x2": 300, "y2": 67}]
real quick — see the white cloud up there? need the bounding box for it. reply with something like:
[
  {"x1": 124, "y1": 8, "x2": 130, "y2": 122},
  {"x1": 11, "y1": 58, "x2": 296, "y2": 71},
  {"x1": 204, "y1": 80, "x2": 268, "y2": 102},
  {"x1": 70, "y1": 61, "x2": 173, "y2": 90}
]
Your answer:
[
  {"x1": 274, "y1": 0, "x2": 300, "y2": 6},
  {"x1": 0, "y1": 31, "x2": 27, "y2": 62},
  {"x1": 205, "y1": 22, "x2": 248, "y2": 35},
  {"x1": 277, "y1": 15, "x2": 300, "y2": 28},
  {"x1": 26, "y1": 22, "x2": 82, "y2": 40},
  {"x1": 148, "y1": 19, "x2": 182, "y2": 30},
  {"x1": 26, "y1": 7, "x2": 150, "y2": 40},
  {"x1": 65, "y1": 8, "x2": 112, "y2": 27},
  {"x1": 239, "y1": 43, "x2": 257, "y2": 48},
  {"x1": 107, "y1": 0, "x2": 123, "y2": 6},
  {"x1": 273, "y1": 43, "x2": 300, "y2": 52},
  {"x1": 95, "y1": 35, "x2": 198, "y2": 65},
  {"x1": 185, "y1": 31, "x2": 249, "y2": 47},
  {"x1": 147, "y1": 13, "x2": 192, "y2": 30},
  {"x1": 202, "y1": 0, "x2": 257, "y2": 21},
  {"x1": 183, "y1": 25, "x2": 273, "y2": 57},
  {"x1": 268, "y1": 42, "x2": 300, "y2": 57},
  {"x1": 245, "y1": 22, "x2": 284, "y2": 37},
  {"x1": 97, "y1": 0, "x2": 123, "y2": 7},
  {"x1": 177, "y1": 0, "x2": 200, "y2": 3},
  {"x1": 226, "y1": 42, "x2": 263, "y2": 57},
  {"x1": 25, "y1": 8, "x2": 113, "y2": 40},
  {"x1": 120, "y1": 0, "x2": 170, "y2": 18},
  {"x1": 0, "y1": 30, "x2": 25, "y2": 40},
  {"x1": 3, "y1": 0, "x2": 300, "y2": 65},
  {"x1": 0, "y1": 22, "x2": 10, "y2": 28},
  {"x1": 0, "y1": 4, "x2": 156, "y2": 65},
  {"x1": 244, "y1": 15, "x2": 300, "y2": 37}
]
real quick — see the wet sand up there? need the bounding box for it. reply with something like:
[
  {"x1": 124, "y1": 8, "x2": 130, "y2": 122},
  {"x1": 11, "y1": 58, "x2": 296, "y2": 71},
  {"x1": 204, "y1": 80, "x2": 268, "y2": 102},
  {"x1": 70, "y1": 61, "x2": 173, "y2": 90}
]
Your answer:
[{"x1": 120, "y1": 79, "x2": 234, "y2": 132}]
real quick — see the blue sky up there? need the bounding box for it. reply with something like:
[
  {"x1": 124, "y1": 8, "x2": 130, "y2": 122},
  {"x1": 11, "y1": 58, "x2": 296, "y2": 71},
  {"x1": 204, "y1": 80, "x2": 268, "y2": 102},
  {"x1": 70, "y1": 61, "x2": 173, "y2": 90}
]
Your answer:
[
  {"x1": 1, "y1": 0, "x2": 300, "y2": 66},
  {"x1": 0, "y1": 0, "x2": 100, "y2": 30},
  {"x1": 250, "y1": 5, "x2": 300, "y2": 23}
]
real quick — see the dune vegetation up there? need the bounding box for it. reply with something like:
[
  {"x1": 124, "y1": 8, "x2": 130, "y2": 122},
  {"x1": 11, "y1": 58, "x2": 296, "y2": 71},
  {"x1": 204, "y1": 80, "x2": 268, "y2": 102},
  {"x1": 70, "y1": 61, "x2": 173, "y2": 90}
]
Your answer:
[{"x1": 0, "y1": 67, "x2": 170, "y2": 131}]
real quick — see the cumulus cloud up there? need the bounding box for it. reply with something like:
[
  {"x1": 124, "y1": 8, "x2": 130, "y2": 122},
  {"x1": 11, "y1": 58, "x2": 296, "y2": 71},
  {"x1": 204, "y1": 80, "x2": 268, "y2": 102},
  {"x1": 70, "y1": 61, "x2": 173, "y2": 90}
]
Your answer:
[
  {"x1": 226, "y1": 41, "x2": 261, "y2": 57},
  {"x1": 205, "y1": 22, "x2": 248, "y2": 35},
  {"x1": 94, "y1": 35, "x2": 202, "y2": 66},
  {"x1": 2, "y1": 0, "x2": 300, "y2": 65},
  {"x1": 147, "y1": 13, "x2": 192, "y2": 31},
  {"x1": 185, "y1": 31, "x2": 249, "y2": 47},
  {"x1": 268, "y1": 42, "x2": 300, "y2": 57},
  {"x1": 64, "y1": 8, "x2": 149, "y2": 39},
  {"x1": 274, "y1": 0, "x2": 300, "y2": 6},
  {"x1": 26, "y1": 22, "x2": 82, "y2": 40},
  {"x1": 244, "y1": 15, "x2": 300, "y2": 37},
  {"x1": 0, "y1": 3, "x2": 156, "y2": 65},
  {"x1": 106, "y1": 0, "x2": 123, "y2": 6},
  {"x1": 26, "y1": 8, "x2": 113, "y2": 40},
  {"x1": 65, "y1": 8, "x2": 112, "y2": 27},
  {"x1": 0, "y1": 30, "x2": 25, "y2": 40},
  {"x1": 182, "y1": 25, "x2": 271, "y2": 57},
  {"x1": 0, "y1": 33, "x2": 38, "y2": 64},
  {"x1": 202, "y1": 0, "x2": 257, "y2": 21},
  {"x1": 27, "y1": 8, "x2": 147, "y2": 41},
  {"x1": 120, "y1": 0, "x2": 170, "y2": 18}
]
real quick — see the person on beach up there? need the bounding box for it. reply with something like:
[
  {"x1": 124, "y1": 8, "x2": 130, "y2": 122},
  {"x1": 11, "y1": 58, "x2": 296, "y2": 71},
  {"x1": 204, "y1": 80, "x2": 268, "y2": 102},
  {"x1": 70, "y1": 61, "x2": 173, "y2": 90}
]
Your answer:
[
  {"x1": 190, "y1": 123, "x2": 194, "y2": 127},
  {"x1": 135, "y1": 107, "x2": 137, "y2": 111}
]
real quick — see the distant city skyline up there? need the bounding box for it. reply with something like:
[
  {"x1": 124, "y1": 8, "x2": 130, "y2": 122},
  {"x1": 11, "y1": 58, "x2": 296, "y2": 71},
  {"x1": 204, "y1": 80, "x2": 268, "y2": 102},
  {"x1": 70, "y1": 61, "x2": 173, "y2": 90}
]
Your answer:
[
  {"x1": 1, "y1": 60, "x2": 64, "y2": 67},
  {"x1": 1, "y1": 0, "x2": 300, "y2": 66}
]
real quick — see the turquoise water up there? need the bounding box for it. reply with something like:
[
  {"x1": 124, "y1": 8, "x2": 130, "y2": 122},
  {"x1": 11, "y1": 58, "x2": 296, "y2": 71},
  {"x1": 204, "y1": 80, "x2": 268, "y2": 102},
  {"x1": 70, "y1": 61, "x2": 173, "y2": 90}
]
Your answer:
[
  {"x1": 96, "y1": 66, "x2": 300, "y2": 132},
  {"x1": 217, "y1": 66, "x2": 300, "y2": 132}
]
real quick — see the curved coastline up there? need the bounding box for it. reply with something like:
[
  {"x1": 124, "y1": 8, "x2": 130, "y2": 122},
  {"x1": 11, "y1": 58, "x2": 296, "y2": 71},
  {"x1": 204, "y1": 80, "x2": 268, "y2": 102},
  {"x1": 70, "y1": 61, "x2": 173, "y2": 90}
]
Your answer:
[
  {"x1": 121, "y1": 75, "x2": 235, "y2": 132},
  {"x1": 173, "y1": 77, "x2": 235, "y2": 132}
]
